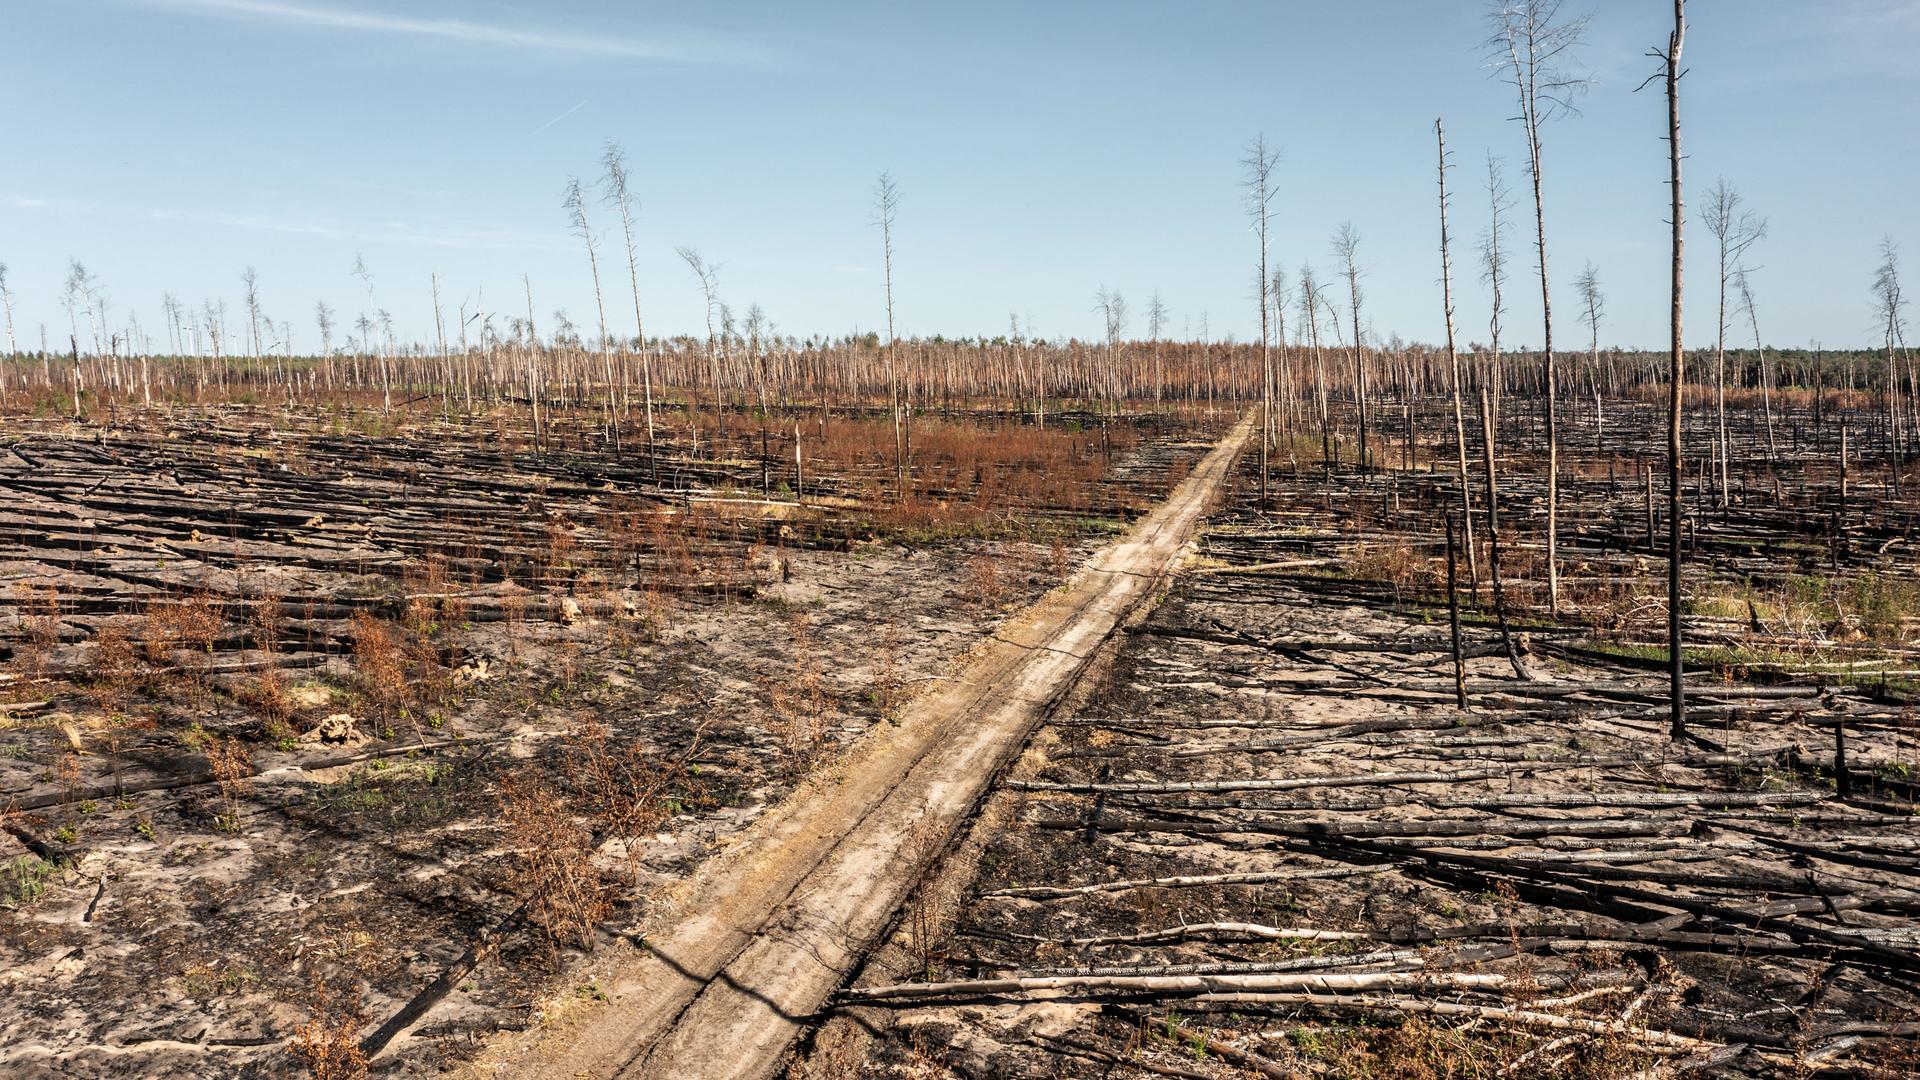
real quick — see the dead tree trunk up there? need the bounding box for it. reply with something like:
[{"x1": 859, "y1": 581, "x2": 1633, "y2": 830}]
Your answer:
[
  {"x1": 1661, "y1": 0, "x2": 1688, "y2": 740},
  {"x1": 1436, "y1": 119, "x2": 1479, "y2": 590}
]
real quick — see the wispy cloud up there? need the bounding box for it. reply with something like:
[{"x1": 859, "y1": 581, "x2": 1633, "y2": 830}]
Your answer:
[
  {"x1": 1832, "y1": 0, "x2": 1920, "y2": 32},
  {"x1": 1827, "y1": 0, "x2": 1920, "y2": 78},
  {"x1": 160, "y1": 207, "x2": 571, "y2": 252},
  {"x1": 5, "y1": 190, "x2": 568, "y2": 252},
  {"x1": 130, "y1": 0, "x2": 764, "y2": 64},
  {"x1": 538, "y1": 98, "x2": 591, "y2": 132},
  {"x1": 317, "y1": 177, "x2": 451, "y2": 200}
]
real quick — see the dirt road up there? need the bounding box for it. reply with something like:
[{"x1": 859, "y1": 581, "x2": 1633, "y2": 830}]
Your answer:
[{"x1": 487, "y1": 415, "x2": 1251, "y2": 1080}]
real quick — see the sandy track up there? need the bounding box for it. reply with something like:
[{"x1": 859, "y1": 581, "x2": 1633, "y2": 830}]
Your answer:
[{"x1": 498, "y1": 415, "x2": 1251, "y2": 1080}]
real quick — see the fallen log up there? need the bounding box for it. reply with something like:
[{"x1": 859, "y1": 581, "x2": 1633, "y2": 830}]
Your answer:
[
  {"x1": 1008, "y1": 922, "x2": 1371, "y2": 948},
  {"x1": 1112, "y1": 788, "x2": 1826, "y2": 815},
  {"x1": 1012, "y1": 748, "x2": 1791, "y2": 796},
  {"x1": 977, "y1": 864, "x2": 1385, "y2": 901},
  {"x1": 1228, "y1": 995, "x2": 1718, "y2": 1052},
  {"x1": 1, "y1": 734, "x2": 505, "y2": 811},
  {"x1": 842, "y1": 969, "x2": 1509, "y2": 1003},
  {"x1": 1038, "y1": 815, "x2": 1679, "y2": 841}
]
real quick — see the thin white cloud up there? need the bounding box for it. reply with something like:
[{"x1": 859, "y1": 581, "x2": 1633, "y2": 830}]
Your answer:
[
  {"x1": 1830, "y1": 0, "x2": 1920, "y2": 77},
  {"x1": 130, "y1": 0, "x2": 763, "y2": 64},
  {"x1": 0, "y1": 193, "x2": 62, "y2": 211},
  {"x1": 317, "y1": 177, "x2": 451, "y2": 200},
  {"x1": 538, "y1": 98, "x2": 591, "y2": 132},
  {"x1": 6, "y1": 189, "x2": 567, "y2": 252},
  {"x1": 159, "y1": 207, "x2": 571, "y2": 252}
]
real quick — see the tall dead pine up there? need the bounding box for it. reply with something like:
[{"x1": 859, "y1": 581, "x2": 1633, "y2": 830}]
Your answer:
[
  {"x1": 1241, "y1": 136, "x2": 1281, "y2": 505},
  {"x1": 873, "y1": 172, "x2": 906, "y2": 493},
  {"x1": 1488, "y1": 0, "x2": 1590, "y2": 615},
  {"x1": 1435, "y1": 119, "x2": 1478, "y2": 590},
  {"x1": 1655, "y1": 0, "x2": 1688, "y2": 738}
]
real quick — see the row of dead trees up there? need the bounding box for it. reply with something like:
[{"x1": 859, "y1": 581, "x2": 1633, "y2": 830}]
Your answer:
[{"x1": 1239, "y1": 1, "x2": 1777, "y2": 741}]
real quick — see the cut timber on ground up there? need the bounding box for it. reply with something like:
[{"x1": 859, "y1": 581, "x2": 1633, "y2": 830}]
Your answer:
[{"x1": 482, "y1": 414, "x2": 1255, "y2": 1080}]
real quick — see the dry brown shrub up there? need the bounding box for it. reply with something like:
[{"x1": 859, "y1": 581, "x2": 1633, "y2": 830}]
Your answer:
[
  {"x1": 15, "y1": 580, "x2": 65, "y2": 675},
  {"x1": 545, "y1": 516, "x2": 579, "y2": 577},
  {"x1": 765, "y1": 613, "x2": 831, "y2": 772},
  {"x1": 800, "y1": 414, "x2": 1134, "y2": 531},
  {"x1": 567, "y1": 718, "x2": 712, "y2": 848},
  {"x1": 902, "y1": 1028, "x2": 950, "y2": 1079},
  {"x1": 1342, "y1": 540, "x2": 1428, "y2": 597},
  {"x1": 1361, "y1": 1014, "x2": 1505, "y2": 1079},
  {"x1": 962, "y1": 554, "x2": 1007, "y2": 611},
  {"x1": 501, "y1": 591, "x2": 528, "y2": 656},
  {"x1": 400, "y1": 555, "x2": 453, "y2": 633},
  {"x1": 349, "y1": 611, "x2": 407, "y2": 723},
  {"x1": 645, "y1": 508, "x2": 698, "y2": 594},
  {"x1": 290, "y1": 971, "x2": 369, "y2": 1080},
  {"x1": 87, "y1": 624, "x2": 142, "y2": 709},
  {"x1": 144, "y1": 592, "x2": 224, "y2": 664},
  {"x1": 868, "y1": 626, "x2": 905, "y2": 721},
  {"x1": 634, "y1": 586, "x2": 666, "y2": 643},
  {"x1": 206, "y1": 736, "x2": 252, "y2": 829},
  {"x1": 501, "y1": 767, "x2": 611, "y2": 947},
  {"x1": 251, "y1": 593, "x2": 283, "y2": 653},
  {"x1": 21, "y1": 580, "x2": 63, "y2": 648},
  {"x1": 55, "y1": 750, "x2": 84, "y2": 805},
  {"x1": 899, "y1": 822, "x2": 952, "y2": 982},
  {"x1": 240, "y1": 667, "x2": 292, "y2": 729},
  {"x1": 551, "y1": 639, "x2": 583, "y2": 690}
]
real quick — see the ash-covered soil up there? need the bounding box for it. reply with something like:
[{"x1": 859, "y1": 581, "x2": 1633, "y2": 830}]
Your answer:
[
  {"x1": 1, "y1": 537, "x2": 1101, "y2": 1078},
  {"x1": 0, "y1": 407, "x2": 1225, "y2": 1079},
  {"x1": 804, "y1": 469, "x2": 1920, "y2": 1079}
]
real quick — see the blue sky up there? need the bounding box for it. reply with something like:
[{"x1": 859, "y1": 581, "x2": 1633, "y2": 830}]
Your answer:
[{"x1": 1, "y1": 0, "x2": 1914, "y2": 352}]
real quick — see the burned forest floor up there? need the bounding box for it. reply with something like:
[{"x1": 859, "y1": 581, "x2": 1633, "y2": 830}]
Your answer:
[
  {"x1": 803, "y1": 406, "x2": 1920, "y2": 1080},
  {"x1": 0, "y1": 399, "x2": 1228, "y2": 1079}
]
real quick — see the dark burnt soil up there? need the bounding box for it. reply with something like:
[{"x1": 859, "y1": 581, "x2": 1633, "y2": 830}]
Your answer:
[
  {"x1": 0, "y1": 407, "x2": 1225, "y2": 1079},
  {"x1": 805, "y1": 452, "x2": 1920, "y2": 1080}
]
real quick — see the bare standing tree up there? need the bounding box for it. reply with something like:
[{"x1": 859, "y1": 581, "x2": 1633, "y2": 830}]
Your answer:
[
  {"x1": 1435, "y1": 119, "x2": 1478, "y2": 590},
  {"x1": 1298, "y1": 264, "x2": 1330, "y2": 458},
  {"x1": 0, "y1": 261, "x2": 15, "y2": 360},
  {"x1": 162, "y1": 292, "x2": 186, "y2": 357},
  {"x1": 1488, "y1": 0, "x2": 1590, "y2": 614},
  {"x1": 430, "y1": 272, "x2": 453, "y2": 412},
  {"x1": 1241, "y1": 135, "x2": 1281, "y2": 503},
  {"x1": 1095, "y1": 287, "x2": 1127, "y2": 417},
  {"x1": 241, "y1": 267, "x2": 263, "y2": 362},
  {"x1": 1575, "y1": 261, "x2": 1605, "y2": 449},
  {"x1": 61, "y1": 261, "x2": 93, "y2": 414},
  {"x1": 1332, "y1": 223, "x2": 1366, "y2": 470},
  {"x1": 1647, "y1": 0, "x2": 1688, "y2": 738},
  {"x1": 676, "y1": 246, "x2": 721, "y2": 452},
  {"x1": 354, "y1": 312, "x2": 375, "y2": 387},
  {"x1": 352, "y1": 254, "x2": 390, "y2": 412},
  {"x1": 1872, "y1": 239, "x2": 1908, "y2": 476},
  {"x1": 315, "y1": 302, "x2": 336, "y2": 358},
  {"x1": 1271, "y1": 267, "x2": 1292, "y2": 446},
  {"x1": 1478, "y1": 156, "x2": 1526, "y2": 675},
  {"x1": 522, "y1": 273, "x2": 544, "y2": 452},
  {"x1": 602, "y1": 141, "x2": 657, "y2": 464},
  {"x1": 1482, "y1": 157, "x2": 1513, "y2": 429},
  {"x1": 564, "y1": 175, "x2": 616, "y2": 441},
  {"x1": 872, "y1": 172, "x2": 905, "y2": 489},
  {"x1": 1703, "y1": 178, "x2": 1766, "y2": 505},
  {"x1": 63, "y1": 261, "x2": 91, "y2": 353},
  {"x1": 1147, "y1": 290, "x2": 1168, "y2": 407},
  {"x1": 1734, "y1": 270, "x2": 1777, "y2": 459},
  {"x1": 562, "y1": 177, "x2": 609, "y2": 355}
]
